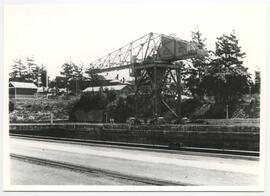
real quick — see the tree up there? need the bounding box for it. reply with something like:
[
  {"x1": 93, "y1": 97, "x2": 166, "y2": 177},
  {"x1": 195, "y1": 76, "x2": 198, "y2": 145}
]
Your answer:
[
  {"x1": 70, "y1": 64, "x2": 82, "y2": 94},
  {"x1": 201, "y1": 31, "x2": 251, "y2": 104},
  {"x1": 184, "y1": 28, "x2": 209, "y2": 97},
  {"x1": 25, "y1": 56, "x2": 37, "y2": 82},
  {"x1": 9, "y1": 59, "x2": 27, "y2": 81},
  {"x1": 9, "y1": 57, "x2": 48, "y2": 87},
  {"x1": 85, "y1": 67, "x2": 106, "y2": 86},
  {"x1": 60, "y1": 61, "x2": 91, "y2": 94},
  {"x1": 39, "y1": 64, "x2": 48, "y2": 87},
  {"x1": 60, "y1": 62, "x2": 75, "y2": 92},
  {"x1": 253, "y1": 70, "x2": 260, "y2": 94},
  {"x1": 49, "y1": 76, "x2": 66, "y2": 89}
]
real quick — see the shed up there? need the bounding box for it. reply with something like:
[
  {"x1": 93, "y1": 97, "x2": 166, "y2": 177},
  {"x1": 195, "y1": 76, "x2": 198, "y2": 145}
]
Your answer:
[{"x1": 9, "y1": 81, "x2": 38, "y2": 98}]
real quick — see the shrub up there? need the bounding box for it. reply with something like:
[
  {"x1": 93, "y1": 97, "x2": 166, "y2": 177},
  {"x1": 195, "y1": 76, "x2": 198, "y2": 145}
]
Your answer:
[{"x1": 9, "y1": 101, "x2": 15, "y2": 113}]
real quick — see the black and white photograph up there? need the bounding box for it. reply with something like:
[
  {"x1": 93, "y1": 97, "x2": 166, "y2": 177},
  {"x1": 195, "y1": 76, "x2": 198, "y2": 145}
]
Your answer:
[{"x1": 1, "y1": 0, "x2": 268, "y2": 192}]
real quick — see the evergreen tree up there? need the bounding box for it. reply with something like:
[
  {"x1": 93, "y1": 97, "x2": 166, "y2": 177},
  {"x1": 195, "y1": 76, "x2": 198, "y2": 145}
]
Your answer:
[
  {"x1": 60, "y1": 62, "x2": 75, "y2": 92},
  {"x1": 185, "y1": 28, "x2": 209, "y2": 97},
  {"x1": 71, "y1": 64, "x2": 85, "y2": 93},
  {"x1": 26, "y1": 56, "x2": 37, "y2": 82},
  {"x1": 201, "y1": 31, "x2": 251, "y2": 104},
  {"x1": 85, "y1": 66, "x2": 106, "y2": 86},
  {"x1": 9, "y1": 59, "x2": 27, "y2": 81},
  {"x1": 9, "y1": 57, "x2": 47, "y2": 85},
  {"x1": 41, "y1": 64, "x2": 48, "y2": 87}
]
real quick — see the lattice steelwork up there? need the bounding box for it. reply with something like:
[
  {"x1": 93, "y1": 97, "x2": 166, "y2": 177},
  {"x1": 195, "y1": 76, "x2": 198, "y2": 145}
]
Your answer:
[
  {"x1": 90, "y1": 32, "x2": 205, "y2": 73},
  {"x1": 88, "y1": 32, "x2": 207, "y2": 119}
]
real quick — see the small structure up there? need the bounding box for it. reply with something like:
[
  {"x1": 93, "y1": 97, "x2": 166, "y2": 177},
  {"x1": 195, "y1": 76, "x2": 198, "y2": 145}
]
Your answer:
[
  {"x1": 83, "y1": 84, "x2": 133, "y2": 98},
  {"x1": 9, "y1": 81, "x2": 37, "y2": 98}
]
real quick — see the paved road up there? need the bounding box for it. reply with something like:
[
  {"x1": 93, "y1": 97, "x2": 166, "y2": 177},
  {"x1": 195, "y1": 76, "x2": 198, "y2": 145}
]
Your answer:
[
  {"x1": 9, "y1": 137, "x2": 260, "y2": 186},
  {"x1": 10, "y1": 158, "x2": 147, "y2": 185}
]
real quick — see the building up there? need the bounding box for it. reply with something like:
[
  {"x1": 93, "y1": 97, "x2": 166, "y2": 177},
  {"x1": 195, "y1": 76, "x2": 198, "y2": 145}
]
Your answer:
[
  {"x1": 9, "y1": 81, "x2": 38, "y2": 98},
  {"x1": 83, "y1": 84, "x2": 133, "y2": 98}
]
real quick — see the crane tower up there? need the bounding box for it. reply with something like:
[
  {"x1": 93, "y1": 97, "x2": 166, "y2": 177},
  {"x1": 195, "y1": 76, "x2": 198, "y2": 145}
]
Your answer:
[{"x1": 90, "y1": 32, "x2": 207, "y2": 119}]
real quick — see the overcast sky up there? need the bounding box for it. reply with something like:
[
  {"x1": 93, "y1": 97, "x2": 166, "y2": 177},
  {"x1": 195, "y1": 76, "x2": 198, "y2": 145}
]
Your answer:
[{"x1": 4, "y1": 3, "x2": 267, "y2": 80}]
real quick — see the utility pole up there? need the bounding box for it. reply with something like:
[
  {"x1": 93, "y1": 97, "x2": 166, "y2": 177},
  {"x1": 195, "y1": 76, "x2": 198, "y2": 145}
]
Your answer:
[
  {"x1": 134, "y1": 70, "x2": 138, "y2": 119},
  {"x1": 226, "y1": 104, "x2": 229, "y2": 119},
  {"x1": 76, "y1": 79, "x2": 78, "y2": 95},
  {"x1": 46, "y1": 71, "x2": 48, "y2": 88},
  {"x1": 50, "y1": 112, "x2": 54, "y2": 124}
]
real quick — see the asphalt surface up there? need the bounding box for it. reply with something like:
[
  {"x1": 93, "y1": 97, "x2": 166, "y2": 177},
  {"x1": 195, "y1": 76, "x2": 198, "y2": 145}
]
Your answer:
[
  {"x1": 10, "y1": 158, "x2": 148, "y2": 185},
  {"x1": 9, "y1": 137, "x2": 260, "y2": 186}
]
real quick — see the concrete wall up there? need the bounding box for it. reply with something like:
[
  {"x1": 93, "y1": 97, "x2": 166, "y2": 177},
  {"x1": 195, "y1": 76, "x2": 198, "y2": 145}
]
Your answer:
[{"x1": 9, "y1": 123, "x2": 260, "y2": 151}]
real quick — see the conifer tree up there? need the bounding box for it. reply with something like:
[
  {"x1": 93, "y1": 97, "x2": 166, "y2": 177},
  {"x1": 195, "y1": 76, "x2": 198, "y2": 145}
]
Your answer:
[{"x1": 202, "y1": 31, "x2": 251, "y2": 104}]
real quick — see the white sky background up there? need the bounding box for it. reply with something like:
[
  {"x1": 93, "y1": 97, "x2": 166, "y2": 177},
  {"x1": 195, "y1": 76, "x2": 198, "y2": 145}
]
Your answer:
[{"x1": 4, "y1": 4, "x2": 267, "y2": 80}]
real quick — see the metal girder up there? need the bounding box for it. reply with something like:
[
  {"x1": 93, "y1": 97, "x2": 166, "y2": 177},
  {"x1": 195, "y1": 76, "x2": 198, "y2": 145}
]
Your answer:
[
  {"x1": 90, "y1": 32, "x2": 161, "y2": 73},
  {"x1": 89, "y1": 32, "x2": 207, "y2": 74},
  {"x1": 88, "y1": 33, "x2": 207, "y2": 119}
]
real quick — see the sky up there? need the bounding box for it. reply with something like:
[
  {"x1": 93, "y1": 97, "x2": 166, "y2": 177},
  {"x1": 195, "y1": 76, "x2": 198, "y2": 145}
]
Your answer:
[{"x1": 4, "y1": 3, "x2": 267, "y2": 80}]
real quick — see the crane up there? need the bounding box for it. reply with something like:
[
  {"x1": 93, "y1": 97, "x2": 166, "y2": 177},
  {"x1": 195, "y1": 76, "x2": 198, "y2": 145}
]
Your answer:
[{"x1": 89, "y1": 32, "x2": 207, "y2": 120}]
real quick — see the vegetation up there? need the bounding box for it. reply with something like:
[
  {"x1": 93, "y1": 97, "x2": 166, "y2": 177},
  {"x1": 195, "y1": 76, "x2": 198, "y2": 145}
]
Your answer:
[
  {"x1": 184, "y1": 28, "x2": 210, "y2": 98},
  {"x1": 109, "y1": 96, "x2": 134, "y2": 123},
  {"x1": 201, "y1": 32, "x2": 251, "y2": 104},
  {"x1": 180, "y1": 29, "x2": 254, "y2": 120},
  {"x1": 9, "y1": 57, "x2": 47, "y2": 86},
  {"x1": 9, "y1": 29, "x2": 260, "y2": 122},
  {"x1": 9, "y1": 96, "x2": 78, "y2": 123},
  {"x1": 71, "y1": 90, "x2": 116, "y2": 112}
]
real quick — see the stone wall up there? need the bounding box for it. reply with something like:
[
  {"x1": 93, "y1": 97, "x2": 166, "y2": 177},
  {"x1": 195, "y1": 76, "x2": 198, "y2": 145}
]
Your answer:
[{"x1": 10, "y1": 123, "x2": 260, "y2": 151}]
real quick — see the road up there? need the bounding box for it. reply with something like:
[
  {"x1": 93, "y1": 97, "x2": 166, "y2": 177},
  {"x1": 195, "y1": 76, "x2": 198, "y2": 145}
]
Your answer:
[{"x1": 9, "y1": 137, "x2": 260, "y2": 186}]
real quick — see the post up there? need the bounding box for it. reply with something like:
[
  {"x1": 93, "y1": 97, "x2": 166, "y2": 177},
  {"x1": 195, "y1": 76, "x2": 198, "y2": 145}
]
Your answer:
[
  {"x1": 176, "y1": 68, "x2": 182, "y2": 120},
  {"x1": 76, "y1": 79, "x2": 78, "y2": 95},
  {"x1": 46, "y1": 74, "x2": 49, "y2": 88},
  {"x1": 226, "y1": 104, "x2": 229, "y2": 119},
  {"x1": 153, "y1": 66, "x2": 158, "y2": 117},
  {"x1": 50, "y1": 112, "x2": 54, "y2": 124},
  {"x1": 134, "y1": 70, "x2": 138, "y2": 119}
]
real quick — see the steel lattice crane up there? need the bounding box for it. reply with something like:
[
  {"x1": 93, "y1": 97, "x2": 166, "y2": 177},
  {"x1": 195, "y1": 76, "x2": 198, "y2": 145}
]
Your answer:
[{"x1": 89, "y1": 32, "x2": 207, "y2": 119}]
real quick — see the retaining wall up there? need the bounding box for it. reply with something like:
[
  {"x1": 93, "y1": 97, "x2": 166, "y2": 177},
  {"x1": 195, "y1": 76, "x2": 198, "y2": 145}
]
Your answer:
[{"x1": 9, "y1": 123, "x2": 260, "y2": 151}]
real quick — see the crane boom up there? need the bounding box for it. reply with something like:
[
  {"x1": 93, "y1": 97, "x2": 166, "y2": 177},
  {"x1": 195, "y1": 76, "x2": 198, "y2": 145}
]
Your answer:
[
  {"x1": 89, "y1": 32, "x2": 207, "y2": 74},
  {"x1": 87, "y1": 32, "x2": 208, "y2": 120}
]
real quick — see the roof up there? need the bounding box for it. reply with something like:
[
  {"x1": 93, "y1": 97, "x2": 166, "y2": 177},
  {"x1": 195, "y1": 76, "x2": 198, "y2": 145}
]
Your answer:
[
  {"x1": 83, "y1": 85, "x2": 130, "y2": 92},
  {"x1": 9, "y1": 81, "x2": 37, "y2": 89},
  {"x1": 109, "y1": 79, "x2": 123, "y2": 84},
  {"x1": 182, "y1": 95, "x2": 192, "y2": 100}
]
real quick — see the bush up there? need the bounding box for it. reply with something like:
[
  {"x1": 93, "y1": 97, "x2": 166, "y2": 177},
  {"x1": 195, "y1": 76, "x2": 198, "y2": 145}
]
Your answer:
[
  {"x1": 111, "y1": 97, "x2": 134, "y2": 123},
  {"x1": 9, "y1": 101, "x2": 15, "y2": 113},
  {"x1": 181, "y1": 99, "x2": 203, "y2": 118}
]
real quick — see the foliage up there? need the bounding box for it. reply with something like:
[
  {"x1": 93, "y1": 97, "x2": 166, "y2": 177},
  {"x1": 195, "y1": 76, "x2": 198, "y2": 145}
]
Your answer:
[
  {"x1": 201, "y1": 32, "x2": 252, "y2": 104},
  {"x1": 183, "y1": 28, "x2": 209, "y2": 97},
  {"x1": 9, "y1": 101, "x2": 15, "y2": 113},
  {"x1": 60, "y1": 62, "x2": 74, "y2": 92},
  {"x1": 9, "y1": 59, "x2": 27, "y2": 80},
  {"x1": 110, "y1": 96, "x2": 134, "y2": 123},
  {"x1": 85, "y1": 67, "x2": 106, "y2": 86},
  {"x1": 181, "y1": 98, "x2": 203, "y2": 118},
  {"x1": 9, "y1": 96, "x2": 79, "y2": 123},
  {"x1": 71, "y1": 90, "x2": 117, "y2": 113},
  {"x1": 9, "y1": 57, "x2": 47, "y2": 86},
  {"x1": 252, "y1": 71, "x2": 260, "y2": 94},
  {"x1": 49, "y1": 76, "x2": 66, "y2": 89},
  {"x1": 60, "y1": 62, "x2": 89, "y2": 93}
]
